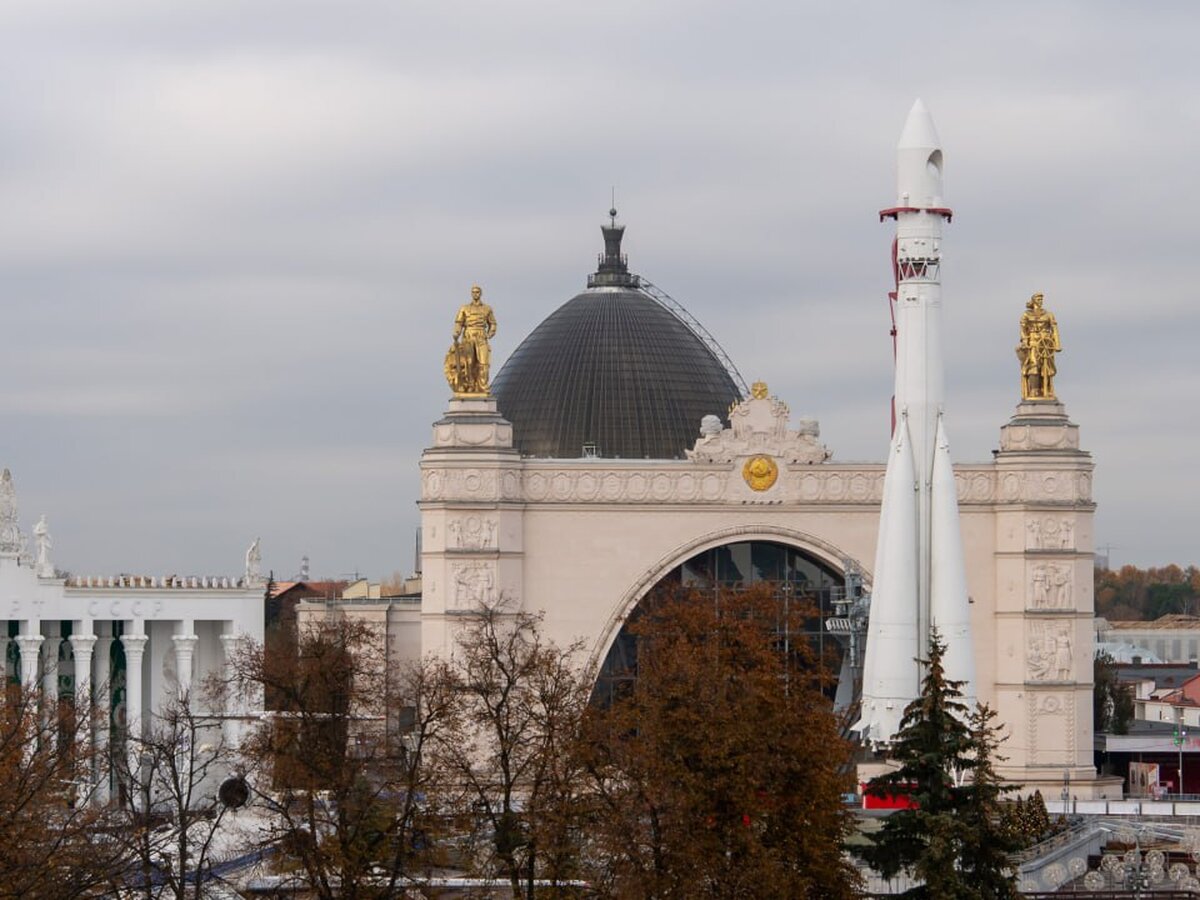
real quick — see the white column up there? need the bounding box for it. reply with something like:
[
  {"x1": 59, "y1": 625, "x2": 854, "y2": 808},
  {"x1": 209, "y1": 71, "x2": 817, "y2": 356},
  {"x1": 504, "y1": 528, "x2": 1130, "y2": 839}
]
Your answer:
[
  {"x1": 70, "y1": 632, "x2": 97, "y2": 709},
  {"x1": 15, "y1": 632, "x2": 43, "y2": 691},
  {"x1": 68, "y1": 630, "x2": 97, "y2": 804},
  {"x1": 41, "y1": 631, "x2": 59, "y2": 714},
  {"x1": 92, "y1": 627, "x2": 113, "y2": 805},
  {"x1": 220, "y1": 632, "x2": 242, "y2": 745},
  {"x1": 121, "y1": 633, "x2": 149, "y2": 742},
  {"x1": 172, "y1": 633, "x2": 198, "y2": 699}
]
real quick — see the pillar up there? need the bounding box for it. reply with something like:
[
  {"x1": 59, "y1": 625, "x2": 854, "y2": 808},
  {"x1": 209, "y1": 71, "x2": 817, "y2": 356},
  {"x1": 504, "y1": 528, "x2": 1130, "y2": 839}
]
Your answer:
[
  {"x1": 172, "y1": 633, "x2": 198, "y2": 699},
  {"x1": 70, "y1": 631, "x2": 97, "y2": 709},
  {"x1": 121, "y1": 632, "x2": 149, "y2": 742},
  {"x1": 220, "y1": 632, "x2": 242, "y2": 745},
  {"x1": 15, "y1": 632, "x2": 43, "y2": 691},
  {"x1": 92, "y1": 625, "x2": 113, "y2": 805}
]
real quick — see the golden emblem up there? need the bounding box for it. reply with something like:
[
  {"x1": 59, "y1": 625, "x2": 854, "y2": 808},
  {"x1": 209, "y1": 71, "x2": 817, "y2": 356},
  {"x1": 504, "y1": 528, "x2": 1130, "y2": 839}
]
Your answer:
[
  {"x1": 445, "y1": 284, "x2": 497, "y2": 396},
  {"x1": 750, "y1": 380, "x2": 769, "y2": 400},
  {"x1": 742, "y1": 455, "x2": 778, "y2": 492}
]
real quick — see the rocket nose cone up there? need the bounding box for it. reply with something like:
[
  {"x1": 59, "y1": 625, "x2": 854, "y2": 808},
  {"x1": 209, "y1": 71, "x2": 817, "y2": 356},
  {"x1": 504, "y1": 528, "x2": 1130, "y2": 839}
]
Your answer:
[{"x1": 898, "y1": 98, "x2": 942, "y2": 151}]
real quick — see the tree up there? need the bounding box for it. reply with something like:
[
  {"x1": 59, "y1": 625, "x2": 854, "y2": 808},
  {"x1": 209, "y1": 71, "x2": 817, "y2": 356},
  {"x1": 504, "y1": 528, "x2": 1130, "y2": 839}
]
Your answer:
[
  {"x1": 1093, "y1": 650, "x2": 1134, "y2": 734},
  {"x1": 106, "y1": 690, "x2": 240, "y2": 899},
  {"x1": 958, "y1": 704, "x2": 1023, "y2": 897},
  {"x1": 0, "y1": 682, "x2": 128, "y2": 898},
  {"x1": 434, "y1": 600, "x2": 592, "y2": 898},
  {"x1": 859, "y1": 631, "x2": 1019, "y2": 900},
  {"x1": 234, "y1": 616, "x2": 457, "y2": 899},
  {"x1": 579, "y1": 584, "x2": 860, "y2": 899}
]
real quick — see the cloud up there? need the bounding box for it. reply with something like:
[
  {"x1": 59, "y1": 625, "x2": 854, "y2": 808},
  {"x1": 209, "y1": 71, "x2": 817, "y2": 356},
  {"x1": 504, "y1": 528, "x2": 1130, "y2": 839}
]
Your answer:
[{"x1": 0, "y1": 2, "x2": 1194, "y2": 572}]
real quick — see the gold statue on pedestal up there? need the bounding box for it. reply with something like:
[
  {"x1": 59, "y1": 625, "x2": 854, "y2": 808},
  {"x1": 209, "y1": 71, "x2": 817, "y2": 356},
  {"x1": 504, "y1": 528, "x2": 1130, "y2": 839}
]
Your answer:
[
  {"x1": 445, "y1": 285, "x2": 497, "y2": 396},
  {"x1": 1017, "y1": 292, "x2": 1062, "y2": 401}
]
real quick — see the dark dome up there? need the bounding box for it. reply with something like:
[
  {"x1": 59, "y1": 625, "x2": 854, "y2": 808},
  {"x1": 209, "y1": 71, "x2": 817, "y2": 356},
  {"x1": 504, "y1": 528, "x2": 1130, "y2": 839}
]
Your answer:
[{"x1": 492, "y1": 216, "x2": 743, "y2": 459}]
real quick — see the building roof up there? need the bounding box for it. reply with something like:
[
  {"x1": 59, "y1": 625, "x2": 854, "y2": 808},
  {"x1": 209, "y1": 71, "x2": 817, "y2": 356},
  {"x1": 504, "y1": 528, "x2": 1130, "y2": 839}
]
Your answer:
[
  {"x1": 491, "y1": 215, "x2": 742, "y2": 460},
  {"x1": 1107, "y1": 614, "x2": 1200, "y2": 630}
]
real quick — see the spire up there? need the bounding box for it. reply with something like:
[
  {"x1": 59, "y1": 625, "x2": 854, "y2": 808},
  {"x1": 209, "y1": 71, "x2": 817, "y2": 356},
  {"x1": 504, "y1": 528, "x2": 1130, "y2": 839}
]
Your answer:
[{"x1": 587, "y1": 205, "x2": 640, "y2": 288}]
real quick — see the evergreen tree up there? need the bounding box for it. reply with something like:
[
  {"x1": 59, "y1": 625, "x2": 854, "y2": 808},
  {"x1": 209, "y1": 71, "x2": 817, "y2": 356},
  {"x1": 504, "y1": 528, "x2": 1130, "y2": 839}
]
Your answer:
[
  {"x1": 959, "y1": 704, "x2": 1022, "y2": 898},
  {"x1": 859, "y1": 631, "x2": 1019, "y2": 899}
]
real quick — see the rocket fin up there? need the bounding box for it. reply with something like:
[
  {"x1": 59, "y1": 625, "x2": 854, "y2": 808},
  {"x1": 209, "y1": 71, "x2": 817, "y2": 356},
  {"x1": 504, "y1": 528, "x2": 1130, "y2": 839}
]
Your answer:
[
  {"x1": 854, "y1": 414, "x2": 920, "y2": 744},
  {"x1": 929, "y1": 415, "x2": 976, "y2": 707}
]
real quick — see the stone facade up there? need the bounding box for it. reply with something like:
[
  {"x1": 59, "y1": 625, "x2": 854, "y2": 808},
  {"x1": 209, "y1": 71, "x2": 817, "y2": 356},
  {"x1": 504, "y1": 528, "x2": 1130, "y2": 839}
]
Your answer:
[{"x1": 419, "y1": 391, "x2": 1117, "y2": 796}]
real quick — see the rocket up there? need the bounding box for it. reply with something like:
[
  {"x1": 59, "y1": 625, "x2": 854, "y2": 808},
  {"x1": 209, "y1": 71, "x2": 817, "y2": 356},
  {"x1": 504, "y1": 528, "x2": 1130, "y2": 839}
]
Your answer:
[{"x1": 855, "y1": 100, "x2": 976, "y2": 745}]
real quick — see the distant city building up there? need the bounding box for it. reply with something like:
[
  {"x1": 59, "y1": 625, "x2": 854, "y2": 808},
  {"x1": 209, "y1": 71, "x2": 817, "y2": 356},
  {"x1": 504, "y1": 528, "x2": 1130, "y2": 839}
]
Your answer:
[{"x1": 1099, "y1": 614, "x2": 1200, "y2": 664}]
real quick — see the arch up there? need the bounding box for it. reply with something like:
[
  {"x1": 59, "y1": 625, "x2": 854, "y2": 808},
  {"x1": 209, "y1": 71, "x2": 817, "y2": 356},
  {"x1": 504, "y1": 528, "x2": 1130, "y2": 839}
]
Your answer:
[{"x1": 586, "y1": 523, "x2": 872, "y2": 681}]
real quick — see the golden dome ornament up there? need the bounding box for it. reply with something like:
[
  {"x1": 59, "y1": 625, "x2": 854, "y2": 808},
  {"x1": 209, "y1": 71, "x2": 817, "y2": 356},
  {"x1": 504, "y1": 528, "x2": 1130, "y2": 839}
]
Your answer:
[{"x1": 742, "y1": 455, "x2": 778, "y2": 492}]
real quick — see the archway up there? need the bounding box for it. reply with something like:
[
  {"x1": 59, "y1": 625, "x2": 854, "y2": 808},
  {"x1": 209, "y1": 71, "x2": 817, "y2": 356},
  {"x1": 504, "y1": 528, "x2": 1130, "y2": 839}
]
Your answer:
[{"x1": 592, "y1": 539, "x2": 863, "y2": 711}]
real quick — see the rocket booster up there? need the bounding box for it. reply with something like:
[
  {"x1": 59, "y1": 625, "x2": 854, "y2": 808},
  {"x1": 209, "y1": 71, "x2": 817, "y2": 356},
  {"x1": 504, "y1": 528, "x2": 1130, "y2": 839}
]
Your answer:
[{"x1": 856, "y1": 100, "x2": 976, "y2": 745}]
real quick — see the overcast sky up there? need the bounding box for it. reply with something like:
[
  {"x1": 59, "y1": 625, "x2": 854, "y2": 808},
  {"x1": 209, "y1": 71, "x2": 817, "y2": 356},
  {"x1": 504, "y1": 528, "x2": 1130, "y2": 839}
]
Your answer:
[{"x1": 0, "y1": 1, "x2": 1193, "y2": 579}]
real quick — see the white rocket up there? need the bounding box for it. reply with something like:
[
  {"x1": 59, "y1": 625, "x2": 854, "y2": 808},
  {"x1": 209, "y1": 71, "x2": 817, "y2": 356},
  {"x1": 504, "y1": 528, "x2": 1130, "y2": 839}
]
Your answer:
[{"x1": 855, "y1": 100, "x2": 976, "y2": 745}]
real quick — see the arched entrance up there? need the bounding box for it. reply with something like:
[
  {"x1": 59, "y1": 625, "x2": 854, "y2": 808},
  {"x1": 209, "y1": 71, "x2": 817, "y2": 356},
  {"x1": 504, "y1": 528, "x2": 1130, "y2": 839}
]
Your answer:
[{"x1": 593, "y1": 539, "x2": 863, "y2": 710}]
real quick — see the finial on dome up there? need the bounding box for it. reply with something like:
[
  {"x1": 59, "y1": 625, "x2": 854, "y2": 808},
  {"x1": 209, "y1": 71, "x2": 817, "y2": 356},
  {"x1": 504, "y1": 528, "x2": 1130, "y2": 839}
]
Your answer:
[{"x1": 589, "y1": 202, "x2": 640, "y2": 289}]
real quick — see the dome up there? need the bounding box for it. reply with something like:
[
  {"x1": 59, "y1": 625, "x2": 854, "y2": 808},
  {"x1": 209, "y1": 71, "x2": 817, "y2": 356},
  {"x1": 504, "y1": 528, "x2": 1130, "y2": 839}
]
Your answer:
[{"x1": 492, "y1": 215, "x2": 743, "y2": 460}]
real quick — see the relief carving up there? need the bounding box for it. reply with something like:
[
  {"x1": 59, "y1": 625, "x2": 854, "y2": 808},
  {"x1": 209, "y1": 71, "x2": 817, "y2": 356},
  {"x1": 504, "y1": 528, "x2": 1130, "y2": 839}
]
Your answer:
[
  {"x1": 427, "y1": 462, "x2": 1005, "y2": 506},
  {"x1": 448, "y1": 515, "x2": 497, "y2": 551},
  {"x1": 1027, "y1": 621, "x2": 1074, "y2": 682},
  {"x1": 1026, "y1": 517, "x2": 1075, "y2": 550},
  {"x1": 451, "y1": 561, "x2": 495, "y2": 609},
  {"x1": 687, "y1": 385, "x2": 831, "y2": 464},
  {"x1": 1030, "y1": 563, "x2": 1073, "y2": 609}
]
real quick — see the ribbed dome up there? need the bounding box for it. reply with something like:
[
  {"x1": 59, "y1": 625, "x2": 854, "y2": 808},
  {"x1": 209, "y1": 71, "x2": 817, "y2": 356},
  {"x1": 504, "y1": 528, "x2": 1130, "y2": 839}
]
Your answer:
[{"x1": 492, "y1": 216, "x2": 742, "y2": 460}]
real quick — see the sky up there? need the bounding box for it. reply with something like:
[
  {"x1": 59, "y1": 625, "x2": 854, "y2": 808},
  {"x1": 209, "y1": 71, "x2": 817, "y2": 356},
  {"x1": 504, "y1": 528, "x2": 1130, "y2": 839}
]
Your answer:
[{"x1": 0, "y1": 1, "x2": 1194, "y2": 579}]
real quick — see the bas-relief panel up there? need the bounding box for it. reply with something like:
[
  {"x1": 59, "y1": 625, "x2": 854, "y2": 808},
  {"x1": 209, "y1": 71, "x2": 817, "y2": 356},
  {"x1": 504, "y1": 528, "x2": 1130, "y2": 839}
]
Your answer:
[
  {"x1": 1027, "y1": 621, "x2": 1075, "y2": 682},
  {"x1": 1027, "y1": 689, "x2": 1076, "y2": 766},
  {"x1": 448, "y1": 515, "x2": 497, "y2": 551},
  {"x1": 449, "y1": 561, "x2": 495, "y2": 610},
  {"x1": 1026, "y1": 516, "x2": 1076, "y2": 550},
  {"x1": 1029, "y1": 563, "x2": 1073, "y2": 610}
]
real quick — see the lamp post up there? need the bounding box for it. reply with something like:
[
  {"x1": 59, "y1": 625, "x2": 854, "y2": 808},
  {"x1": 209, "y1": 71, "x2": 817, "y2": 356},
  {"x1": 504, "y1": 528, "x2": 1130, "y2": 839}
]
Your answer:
[{"x1": 1176, "y1": 707, "x2": 1187, "y2": 796}]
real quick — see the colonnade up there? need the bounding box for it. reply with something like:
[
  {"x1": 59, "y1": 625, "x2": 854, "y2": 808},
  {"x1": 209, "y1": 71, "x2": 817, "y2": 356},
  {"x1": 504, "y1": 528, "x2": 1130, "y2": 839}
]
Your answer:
[{"x1": 0, "y1": 618, "x2": 250, "y2": 805}]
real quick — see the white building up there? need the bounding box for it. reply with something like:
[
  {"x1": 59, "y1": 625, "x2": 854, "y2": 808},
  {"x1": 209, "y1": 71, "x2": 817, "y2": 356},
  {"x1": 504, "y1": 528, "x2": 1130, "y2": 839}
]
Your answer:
[{"x1": 0, "y1": 468, "x2": 264, "y2": 798}]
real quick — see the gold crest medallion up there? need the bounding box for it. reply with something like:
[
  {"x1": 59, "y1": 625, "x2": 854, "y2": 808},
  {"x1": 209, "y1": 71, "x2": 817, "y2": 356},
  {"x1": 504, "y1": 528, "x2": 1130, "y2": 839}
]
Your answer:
[{"x1": 742, "y1": 455, "x2": 778, "y2": 492}]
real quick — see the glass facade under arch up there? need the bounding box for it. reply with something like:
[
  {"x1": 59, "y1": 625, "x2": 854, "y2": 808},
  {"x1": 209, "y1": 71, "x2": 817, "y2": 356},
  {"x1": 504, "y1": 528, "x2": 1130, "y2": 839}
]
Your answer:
[{"x1": 593, "y1": 540, "x2": 851, "y2": 707}]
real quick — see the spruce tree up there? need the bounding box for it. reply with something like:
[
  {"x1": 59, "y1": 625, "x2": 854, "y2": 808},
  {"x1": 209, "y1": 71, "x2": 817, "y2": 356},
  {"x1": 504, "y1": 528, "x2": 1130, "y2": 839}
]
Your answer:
[{"x1": 859, "y1": 630, "x2": 1019, "y2": 899}]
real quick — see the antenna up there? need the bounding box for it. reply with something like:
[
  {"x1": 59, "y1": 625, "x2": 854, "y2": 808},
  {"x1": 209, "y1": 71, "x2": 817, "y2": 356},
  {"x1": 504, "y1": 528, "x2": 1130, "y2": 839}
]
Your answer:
[{"x1": 609, "y1": 186, "x2": 617, "y2": 226}]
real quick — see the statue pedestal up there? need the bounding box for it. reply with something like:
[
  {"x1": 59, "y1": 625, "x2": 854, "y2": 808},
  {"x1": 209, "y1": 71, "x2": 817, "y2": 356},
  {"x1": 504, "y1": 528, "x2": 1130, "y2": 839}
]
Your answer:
[
  {"x1": 998, "y1": 400, "x2": 1080, "y2": 453},
  {"x1": 430, "y1": 396, "x2": 516, "y2": 451}
]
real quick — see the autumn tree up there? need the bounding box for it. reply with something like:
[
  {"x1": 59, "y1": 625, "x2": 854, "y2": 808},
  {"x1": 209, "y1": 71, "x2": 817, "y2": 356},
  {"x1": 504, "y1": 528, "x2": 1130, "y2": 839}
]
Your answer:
[
  {"x1": 233, "y1": 616, "x2": 458, "y2": 899},
  {"x1": 859, "y1": 631, "x2": 1019, "y2": 900},
  {"x1": 434, "y1": 601, "x2": 592, "y2": 897},
  {"x1": 579, "y1": 584, "x2": 860, "y2": 899},
  {"x1": 1095, "y1": 564, "x2": 1200, "y2": 621},
  {"x1": 0, "y1": 682, "x2": 128, "y2": 898}
]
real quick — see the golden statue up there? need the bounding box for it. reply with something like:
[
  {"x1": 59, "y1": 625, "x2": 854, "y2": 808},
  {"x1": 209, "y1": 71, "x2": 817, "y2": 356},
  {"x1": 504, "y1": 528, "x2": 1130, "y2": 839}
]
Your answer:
[
  {"x1": 445, "y1": 284, "x2": 497, "y2": 396},
  {"x1": 1016, "y1": 292, "x2": 1061, "y2": 400}
]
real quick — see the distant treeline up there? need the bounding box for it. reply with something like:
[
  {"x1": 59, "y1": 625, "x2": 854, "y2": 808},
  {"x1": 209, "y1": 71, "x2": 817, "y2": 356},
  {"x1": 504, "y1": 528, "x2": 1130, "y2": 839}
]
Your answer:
[{"x1": 1096, "y1": 565, "x2": 1200, "y2": 621}]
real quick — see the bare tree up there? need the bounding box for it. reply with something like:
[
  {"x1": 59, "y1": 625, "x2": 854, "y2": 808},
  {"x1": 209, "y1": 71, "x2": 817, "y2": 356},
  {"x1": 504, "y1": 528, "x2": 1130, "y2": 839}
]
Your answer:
[
  {"x1": 107, "y1": 688, "x2": 241, "y2": 900},
  {"x1": 435, "y1": 601, "x2": 592, "y2": 898},
  {"x1": 232, "y1": 616, "x2": 457, "y2": 899}
]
